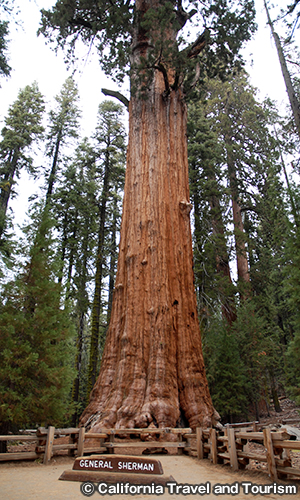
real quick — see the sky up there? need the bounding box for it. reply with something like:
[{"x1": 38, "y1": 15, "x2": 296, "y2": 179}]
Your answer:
[
  {"x1": 0, "y1": 0, "x2": 293, "y2": 127},
  {"x1": 0, "y1": 0, "x2": 116, "y2": 137},
  {"x1": 0, "y1": 0, "x2": 297, "y2": 227}
]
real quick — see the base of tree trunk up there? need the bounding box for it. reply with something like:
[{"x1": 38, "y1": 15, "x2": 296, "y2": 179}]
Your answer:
[{"x1": 80, "y1": 78, "x2": 219, "y2": 432}]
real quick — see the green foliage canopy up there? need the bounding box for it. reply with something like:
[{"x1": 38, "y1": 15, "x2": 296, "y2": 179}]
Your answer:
[
  {"x1": 0, "y1": 20, "x2": 11, "y2": 78},
  {"x1": 0, "y1": 209, "x2": 76, "y2": 428},
  {"x1": 0, "y1": 0, "x2": 16, "y2": 79},
  {"x1": 39, "y1": 0, "x2": 257, "y2": 90},
  {"x1": 0, "y1": 82, "x2": 45, "y2": 240}
]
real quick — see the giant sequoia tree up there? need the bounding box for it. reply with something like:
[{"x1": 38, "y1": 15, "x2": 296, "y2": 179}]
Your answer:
[{"x1": 40, "y1": 0, "x2": 256, "y2": 430}]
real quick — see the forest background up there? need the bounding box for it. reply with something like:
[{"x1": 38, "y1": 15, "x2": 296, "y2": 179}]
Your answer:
[{"x1": 0, "y1": 0, "x2": 300, "y2": 437}]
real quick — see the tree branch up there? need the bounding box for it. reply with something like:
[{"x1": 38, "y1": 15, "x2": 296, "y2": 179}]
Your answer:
[
  {"x1": 154, "y1": 63, "x2": 170, "y2": 95},
  {"x1": 69, "y1": 17, "x2": 93, "y2": 30},
  {"x1": 187, "y1": 29, "x2": 209, "y2": 59},
  {"x1": 286, "y1": 58, "x2": 300, "y2": 67},
  {"x1": 190, "y1": 61, "x2": 201, "y2": 88},
  {"x1": 101, "y1": 89, "x2": 129, "y2": 109},
  {"x1": 239, "y1": 205, "x2": 260, "y2": 214},
  {"x1": 286, "y1": 0, "x2": 300, "y2": 15},
  {"x1": 175, "y1": 0, "x2": 197, "y2": 29},
  {"x1": 182, "y1": 29, "x2": 210, "y2": 94}
]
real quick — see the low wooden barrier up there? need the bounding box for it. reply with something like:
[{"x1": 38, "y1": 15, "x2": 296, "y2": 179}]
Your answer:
[
  {"x1": 0, "y1": 434, "x2": 41, "y2": 462},
  {"x1": 0, "y1": 426, "x2": 192, "y2": 464},
  {"x1": 0, "y1": 423, "x2": 299, "y2": 481},
  {"x1": 225, "y1": 420, "x2": 259, "y2": 431},
  {"x1": 196, "y1": 426, "x2": 300, "y2": 481},
  {"x1": 92, "y1": 428, "x2": 192, "y2": 456},
  {"x1": 0, "y1": 427, "x2": 88, "y2": 465}
]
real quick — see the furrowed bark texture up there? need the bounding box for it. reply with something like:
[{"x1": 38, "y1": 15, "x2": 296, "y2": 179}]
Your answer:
[
  {"x1": 210, "y1": 188, "x2": 237, "y2": 325},
  {"x1": 224, "y1": 128, "x2": 250, "y2": 287},
  {"x1": 0, "y1": 151, "x2": 18, "y2": 239},
  {"x1": 80, "y1": 71, "x2": 218, "y2": 431}
]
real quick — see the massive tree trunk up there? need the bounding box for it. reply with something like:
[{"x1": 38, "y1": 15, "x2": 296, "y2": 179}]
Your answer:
[
  {"x1": 80, "y1": 0, "x2": 218, "y2": 431},
  {"x1": 107, "y1": 195, "x2": 118, "y2": 323},
  {"x1": 80, "y1": 68, "x2": 218, "y2": 431}
]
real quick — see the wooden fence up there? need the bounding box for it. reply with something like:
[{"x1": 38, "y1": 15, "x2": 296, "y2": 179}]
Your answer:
[
  {"x1": 0, "y1": 427, "x2": 192, "y2": 465},
  {"x1": 0, "y1": 427, "x2": 82, "y2": 465},
  {"x1": 196, "y1": 423, "x2": 300, "y2": 481},
  {"x1": 0, "y1": 423, "x2": 299, "y2": 480}
]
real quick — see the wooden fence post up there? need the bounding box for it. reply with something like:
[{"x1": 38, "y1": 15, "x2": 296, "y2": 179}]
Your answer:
[
  {"x1": 109, "y1": 430, "x2": 115, "y2": 454},
  {"x1": 228, "y1": 428, "x2": 239, "y2": 471},
  {"x1": 196, "y1": 428, "x2": 203, "y2": 459},
  {"x1": 43, "y1": 426, "x2": 55, "y2": 465},
  {"x1": 177, "y1": 432, "x2": 183, "y2": 455},
  {"x1": 210, "y1": 428, "x2": 218, "y2": 465},
  {"x1": 263, "y1": 428, "x2": 278, "y2": 481},
  {"x1": 77, "y1": 427, "x2": 85, "y2": 457},
  {"x1": 68, "y1": 432, "x2": 76, "y2": 457}
]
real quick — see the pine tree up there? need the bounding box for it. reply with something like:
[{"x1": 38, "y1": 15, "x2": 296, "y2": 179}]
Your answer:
[
  {"x1": 52, "y1": 124, "x2": 126, "y2": 424},
  {"x1": 188, "y1": 73, "x2": 292, "y2": 417},
  {"x1": 0, "y1": 20, "x2": 10, "y2": 78},
  {"x1": 188, "y1": 97, "x2": 237, "y2": 325},
  {"x1": 44, "y1": 76, "x2": 81, "y2": 205},
  {"x1": 0, "y1": 206, "x2": 75, "y2": 443},
  {"x1": 204, "y1": 321, "x2": 249, "y2": 422},
  {"x1": 0, "y1": 82, "x2": 45, "y2": 240},
  {"x1": 52, "y1": 139, "x2": 99, "y2": 424},
  {"x1": 87, "y1": 100, "x2": 126, "y2": 397},
  {"x1": 0, "y1": 0, "x2": 15, "y2": 79},
  {"x1": 284, "y1": 219, "x2": 300, "y2": 404}
]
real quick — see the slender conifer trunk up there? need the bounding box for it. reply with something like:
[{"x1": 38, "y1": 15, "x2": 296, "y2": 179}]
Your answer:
[
  {"x1": 46, "y1": 132, "x2": 62, "y2": 205},
  {"x1": 209, "y1": 184, "x2": 237, "y2": 324},
  {"x1": 0, "y1": 151, "x2": 19, "y2": 239},
  {"x1": 72, "y1": 224, "x2": 90, "y2": 425},
  {"x1": 264, "y1": 0, "x2": 300, "y2": 139},
  {"x1": 87, "y1": 151, "x2": 111, "y2": 394},
  {"x1": 224, "y1": 123, "x2": 250, "y2": 289}
]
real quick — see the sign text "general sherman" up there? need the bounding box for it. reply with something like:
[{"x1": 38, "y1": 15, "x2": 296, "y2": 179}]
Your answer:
[{"x1": 73, "y1": 455, "x2": 163, "y2": 475}]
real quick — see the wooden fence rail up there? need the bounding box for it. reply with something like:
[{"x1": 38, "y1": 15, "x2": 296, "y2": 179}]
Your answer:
[
  {"x1": 0, "y1": 426, "x2": 192, "y2": 464},
  {"x1": 0, "y1": 423, "x2": 299, "y2": 481},
  {"x1": 196, "y1": 426, "x2": 300, "y2": 481}
]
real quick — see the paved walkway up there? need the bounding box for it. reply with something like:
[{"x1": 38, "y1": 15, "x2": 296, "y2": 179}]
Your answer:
[{"x1": 0, "y1": 455, "x2": 299, "y2": 500}]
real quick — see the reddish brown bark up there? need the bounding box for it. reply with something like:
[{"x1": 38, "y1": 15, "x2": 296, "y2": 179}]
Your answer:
[
  {"x1": 210, "y1": 190, "x2": 237, "y2": 325},
  {"x1": 231, "y1": 195, "x2": 250, "y2": 284},
  {"x1": 224, "y1": 129, "x2": 250, "y2": 288},
  {"x1": 80, "y1": 69, "x2": 218, "y2": 431},
  {"x1": 80, "y1": 0, "x2": 218, "y2": 431}
]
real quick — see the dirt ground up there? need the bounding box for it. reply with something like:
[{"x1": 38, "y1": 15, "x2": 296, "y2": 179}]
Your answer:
[
  {"x1": 1, "y1": 397, "x2": 300, "y2": 500},
  {"x1": 0, "y1": 453, "x2": 299, "y2": 500}
]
